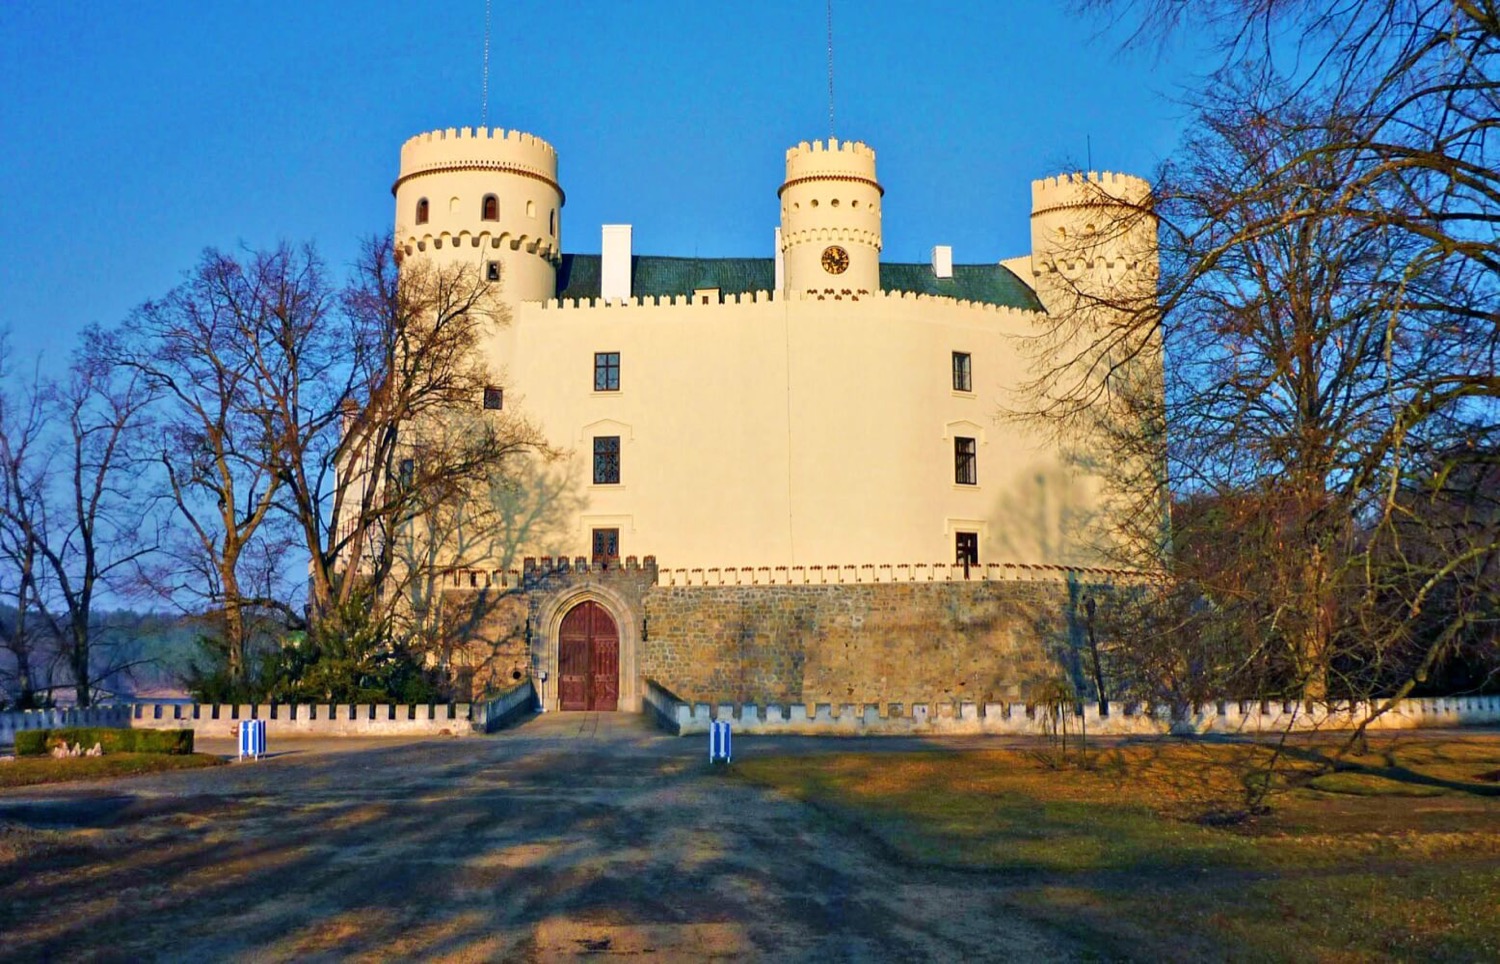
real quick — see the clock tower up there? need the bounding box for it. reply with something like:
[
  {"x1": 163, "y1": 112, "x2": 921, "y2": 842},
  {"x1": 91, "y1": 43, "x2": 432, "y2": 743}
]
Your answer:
[{"x1": 778, "y1": 138, "x2": 882, "y2": 295}]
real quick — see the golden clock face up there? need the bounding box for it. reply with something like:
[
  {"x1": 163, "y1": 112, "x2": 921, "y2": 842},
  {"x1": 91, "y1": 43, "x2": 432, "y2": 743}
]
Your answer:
[{"x1": 821, "y1": 245, "x2": 850, "y2": 274}]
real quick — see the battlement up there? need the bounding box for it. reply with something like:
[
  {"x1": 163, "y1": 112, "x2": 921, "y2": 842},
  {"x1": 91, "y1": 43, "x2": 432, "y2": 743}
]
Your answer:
[
  {"x1": 398, "y1": 228, "x2": 560, "y2": 263},
  {"x1": 534, "y1": 286, "x2": 1044, "y2": 320},
  {"x1": 399, "y1": 126, "x2": 559, "y2": 182},
  {"x1": 1031, "y1": 170, "x2": 1152, "y2": 213},
  {"x1": 784, "y1": 137, "x2": 878, "y2": 183}
]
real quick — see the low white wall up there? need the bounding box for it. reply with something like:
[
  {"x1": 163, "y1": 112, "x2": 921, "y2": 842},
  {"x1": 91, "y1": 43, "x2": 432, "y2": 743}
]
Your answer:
[
  {"x1": 0, "y1": 707, "x2": 131, "y2": 746},
  {"x1": 472, "y1": 680, "x2": 537, "y2": 733},
  {"x1": 130, "y1": 702, "x2": 475, "y2": 739},
  {"x1": 650, "y1": 694, "x2": 1500, "y2": 737}
]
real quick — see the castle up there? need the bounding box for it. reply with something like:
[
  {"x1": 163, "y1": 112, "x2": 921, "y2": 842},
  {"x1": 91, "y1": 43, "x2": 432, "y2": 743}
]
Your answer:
[{"x1": 391, "y1": 126, "x2": 1159, "y2": 712}]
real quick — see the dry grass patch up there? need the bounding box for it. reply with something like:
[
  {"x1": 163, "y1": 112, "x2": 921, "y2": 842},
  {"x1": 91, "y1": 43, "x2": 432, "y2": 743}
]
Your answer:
[{"x1": 736, "y1": 734, "x2": 1500, "y2": 961}]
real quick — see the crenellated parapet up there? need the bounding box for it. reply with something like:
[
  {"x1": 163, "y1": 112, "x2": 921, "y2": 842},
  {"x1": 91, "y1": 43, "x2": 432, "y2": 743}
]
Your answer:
[
  {"x1": 398, "y1": 228, "x2": 561, "y2": 263},
  {"x1": 1030, "y1": 170, "x2": 1151, "y2": 216},
  {"x1": 395, "y1": 126, "x2": 560, "y2": 197},
  {"x1": 534, "y1": 286, "x2": 1046, "y2": 322}
]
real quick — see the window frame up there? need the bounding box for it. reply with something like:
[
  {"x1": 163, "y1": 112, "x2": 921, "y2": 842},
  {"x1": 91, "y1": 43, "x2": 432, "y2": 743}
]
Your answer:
[
  {"x1": 955, "y1": 531, "x2": 979, "y2": 566},
  {"x1": 593, "y1": 435, "x2": 621, "y2": 485},
  {"x1": 591, "y1": 527, "x2": 620, "y2": 565},
  {"x1": 594, "y1": 351, "x2": 621, "y2": 392},
  {"x1": 954, "y1": 436, "x2": 977, "y2": 485},
  {"x1": 482, "y1": 386, "x2": 503, "y2": 411},
  {"x1": 952, "y1": 351, "x2": 973, "y2": 393},
  {"x1": 481, "y1": 194, "x2": 499, "y2": 221},
  {"x1": 415, "y1": 198, "x2": 429, "y2": 225}
]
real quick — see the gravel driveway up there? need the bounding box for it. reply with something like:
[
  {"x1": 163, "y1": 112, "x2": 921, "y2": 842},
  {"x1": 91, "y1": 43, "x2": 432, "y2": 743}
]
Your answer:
[{"x1": 0, "y1": 712, "x2": 1074, "y2": 961}]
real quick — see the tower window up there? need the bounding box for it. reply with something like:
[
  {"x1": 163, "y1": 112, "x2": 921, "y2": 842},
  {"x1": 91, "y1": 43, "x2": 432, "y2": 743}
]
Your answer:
[
  {"x1": 481, "y1": 195, "x2": 498, "y2": 221},
  {"x1": 415, "y1": 198, "x2": 429, "y2": 225},
  {"x1": 955, "y1": 437, "x2": 977, "y2": 485},
  {"x1": 956, "y1": 532, "x2": 979, "y2": 566},
  {"x1": 593, "y1": 436, "x2": 620, "y2": 485},
  {"x1": 549, "y1": 209, "x2": 556, "y2": 234},
  {"x1": 526, "y1": 200, "x2": 536, "y2": 217},
  {"x1": 594, "y1": 352, "x2": 620, "y2": 392},
  {"x1": 952, "y1": 352, "x2": 972, "y2": 392},
  {"x1": 486, "y1": 261, "x2": 501, "y2": 282},
  {"x1": 483, "y1": 387, "x2": 503, "y2": 410}
]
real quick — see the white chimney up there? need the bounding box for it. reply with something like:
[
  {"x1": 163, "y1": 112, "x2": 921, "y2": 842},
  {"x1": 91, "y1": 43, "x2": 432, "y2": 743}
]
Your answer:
[
  {"x1": 601, "y1": 224, "x2": 633, "y2": 301},
  {"x1": 774, "y1": 226, "x2": 785, "y2": 292},
  {"x1": 931, "y1": 245, "x2": 953, "y2": 279}
]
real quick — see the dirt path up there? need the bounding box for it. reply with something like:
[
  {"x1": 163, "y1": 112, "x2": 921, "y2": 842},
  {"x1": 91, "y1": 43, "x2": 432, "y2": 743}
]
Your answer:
[{"x1": 0, "y1": 713, "x2": 1075, "y2": 961}]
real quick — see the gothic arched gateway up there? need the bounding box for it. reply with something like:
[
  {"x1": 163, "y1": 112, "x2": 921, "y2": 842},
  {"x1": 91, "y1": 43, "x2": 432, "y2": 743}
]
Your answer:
[{"x1": 557, "y1": 600, "x2": 619, "y2": 711}]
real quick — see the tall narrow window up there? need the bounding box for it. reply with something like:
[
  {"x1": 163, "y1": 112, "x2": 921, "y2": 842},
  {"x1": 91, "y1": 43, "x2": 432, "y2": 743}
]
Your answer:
[
  {"x1": 956, "y1": 532, "x2": 979, "y2": 566},
  {"x1": 592, "y1": 528, "x2": 620, "y2": 564},
  {"x1": 593, "y1": 436, "x2": 621, "y2": 484},
  {"x1": 415, "y1": 198, "x2": 429, "y2": 224},
  {"x1": 594, "y1": 352, "x2": 620, "y2": 391},
  {"x1": 398, "y1": 458, "x2": 415, "y2": 487},
  {"x1": 955, "y1": 437, "x2": 977, "y2": 485},
  {"x1": 549, "y1": 208, "x2": 556, "y2": 234},
  {"x1": 483, "y1": 386, "x2": 503, "y2": 410},
  {"x1": 486, "y1": 260, "x2": 501, "y2": 282},
  {"x1": 481, "y1": 195, "x2": 499, "y2": 221},
  {"x1": 952, "y1": 351, "x2": 972, "y2": 392}
]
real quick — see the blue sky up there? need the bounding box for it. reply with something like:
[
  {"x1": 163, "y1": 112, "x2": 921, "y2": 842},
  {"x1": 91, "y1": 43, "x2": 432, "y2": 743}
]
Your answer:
[{"x1": 0, "y1": 1, "x2": 1203, "y2": 368}]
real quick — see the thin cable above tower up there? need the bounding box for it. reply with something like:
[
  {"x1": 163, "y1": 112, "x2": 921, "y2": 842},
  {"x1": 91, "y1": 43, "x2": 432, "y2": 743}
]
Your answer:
[
  {"x1": 826, "y1": 0, "x2": 837, "y2": 138},
  {"x1": 482, "y1": 0, "x2": 493, "y2": 127}
]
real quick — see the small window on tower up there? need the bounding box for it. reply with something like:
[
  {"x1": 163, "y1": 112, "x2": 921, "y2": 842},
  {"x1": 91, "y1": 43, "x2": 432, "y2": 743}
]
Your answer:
[
  {"x1": 549, "y1": 209, "x2": 556, "y2": 234},
  {"x1": 483, "y1": 387, "x2": 503, "y2": 410},
  {"x1": 486, "y1": 261, "x2": 501, "y2": 282},
  {"x1": 481, "y1": 195, "x2": 499, "y2": 221},
  {"x1": 415, "y1": 198, "x2": 429, "y2": 225},
  {"x1": 952, "y1": 352, "x2": 972, "y2": 392}
]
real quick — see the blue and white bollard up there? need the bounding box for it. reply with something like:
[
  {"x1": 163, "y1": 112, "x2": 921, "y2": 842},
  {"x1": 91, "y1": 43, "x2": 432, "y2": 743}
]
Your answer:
[
  {"x1": 238, "y1": 718, "x2": 266, "y2": 761},
  {"x1": 709, "y1": 719, "x2": 732, "y2": 764}
]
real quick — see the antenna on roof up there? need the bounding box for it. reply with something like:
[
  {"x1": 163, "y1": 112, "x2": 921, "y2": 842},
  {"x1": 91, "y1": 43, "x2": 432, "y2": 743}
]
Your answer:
[
  {"x1": 1087, "y1": 134, "x2": 1092, "y2": 172},
  {"x1": 481, "y1": 0, "x2": 493, "y2": 127},
  {"x1": 826, "y1": 0, "x2": 836, "y2": 138}
]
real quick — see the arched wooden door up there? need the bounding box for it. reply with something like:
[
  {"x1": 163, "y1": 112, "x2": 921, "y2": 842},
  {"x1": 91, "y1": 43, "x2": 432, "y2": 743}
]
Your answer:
[{"x1": 557, "y1": 601, "x2": 620, "y2": 711}]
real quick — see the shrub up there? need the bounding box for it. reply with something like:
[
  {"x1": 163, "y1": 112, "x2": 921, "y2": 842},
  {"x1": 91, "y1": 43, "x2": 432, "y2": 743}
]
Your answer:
[{"x1": 14, "y1": 727, "x2": 194, "y2": 756}]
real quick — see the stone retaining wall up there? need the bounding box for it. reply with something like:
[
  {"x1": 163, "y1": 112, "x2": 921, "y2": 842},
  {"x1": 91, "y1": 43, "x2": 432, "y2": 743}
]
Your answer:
[{"x1": 641, "y1": 579, "x2": 1108, "y2": 706}]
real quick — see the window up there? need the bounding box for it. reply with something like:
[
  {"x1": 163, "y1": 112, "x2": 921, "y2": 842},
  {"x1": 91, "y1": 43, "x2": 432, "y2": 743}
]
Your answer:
[
  {"x1": 954, "y1": 437, "x2": 977, "y2": 485},
  {"x1": 594, "y1": 352, "x2": 620, "y2": 392},
  {"x1": 549, "y1": 208, "x2": 556, "y2": 234},
  {"x1": 486, "y1": 260, "x2": 501, "y2": 282},
  {"x1": 483, "y1": 386, "x2": 503, "y2": 410},
  {"x1": 397, "y1": 458, "x2": 415, "y2": 486},
  {"x1": 481, "y1": 195, "x2": 498, "y2": 221},
  {"x1": 952, "y1": 351, "x2": 972, "y2": 392},
  {"x1": 415, "y1": 198, "x2": 429, "y2": 225},
  {"x1": 956, "y1": 532, "x2": 979, "y2": 566},
  {"x1": 592, "y1": 527, "x2": 620, "y2": 564},
  {"x1": 593, "y1": 436, "x2": 620, "y2": 484}
]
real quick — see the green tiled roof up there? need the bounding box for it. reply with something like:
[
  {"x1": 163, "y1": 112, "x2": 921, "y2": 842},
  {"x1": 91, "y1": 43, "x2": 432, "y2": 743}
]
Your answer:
[{"x1": 554, "y1": 254, "x2": 1041, "y2": 311}]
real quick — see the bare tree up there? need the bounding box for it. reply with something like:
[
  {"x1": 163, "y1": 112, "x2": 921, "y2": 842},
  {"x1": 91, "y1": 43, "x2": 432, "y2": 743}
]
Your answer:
[
  {"x1": 1046, "y1": 1, "x2": 1500, "y2": 706},
  {"x1": 115, "y1": 246, "x2": 326, "y2": 687}
]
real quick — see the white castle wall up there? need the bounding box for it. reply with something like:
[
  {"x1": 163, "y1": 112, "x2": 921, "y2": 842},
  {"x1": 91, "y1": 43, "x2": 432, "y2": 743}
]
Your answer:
[
  {"x1": 0, "y1": 707, "x2": 132, "y2": 746},
  {"x1": 129, "y1": 701, "x2": 477, "y2": 739},
  {"x1": 492, "y1": 287, "x2": 1115, "y2": 570}
]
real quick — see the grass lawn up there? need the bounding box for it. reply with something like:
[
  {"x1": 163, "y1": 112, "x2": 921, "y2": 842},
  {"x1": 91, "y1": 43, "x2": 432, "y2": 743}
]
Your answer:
[
  {"x1": 736, "y1": 734, "x2": 1500, "y2": 962},
  {"x1": 0, "y1": 752, "x2": 226, "y2": 789}
]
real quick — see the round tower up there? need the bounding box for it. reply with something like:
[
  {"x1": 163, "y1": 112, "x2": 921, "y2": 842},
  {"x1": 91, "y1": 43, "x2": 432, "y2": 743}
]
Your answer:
[
  {"x1": 1027, "y1": 171, "x2": 1156, "y2": 317},
  {"x1": 778, "y1": 138, "x2": 882, "y2": 294},
  {"x1": 393, "y1": 126, "x2": 564, "y2": 304}
]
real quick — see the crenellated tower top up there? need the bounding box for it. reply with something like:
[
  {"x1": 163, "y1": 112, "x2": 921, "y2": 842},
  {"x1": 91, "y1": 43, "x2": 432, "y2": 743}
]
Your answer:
[
  {"x1": 778, "y1": 139, "x2": 883, "y2": 294},
  {"x1": 393, "y1": 126, "x2": 565, "y2": 304},
  {"x1": 1027, "y1": 170, "x2": 1158, "y2": 317}
]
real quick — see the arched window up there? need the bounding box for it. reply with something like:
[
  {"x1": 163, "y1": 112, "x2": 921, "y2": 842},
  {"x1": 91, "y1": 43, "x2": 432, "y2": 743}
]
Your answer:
[
  {"x1": 415, "y1": 198, "x2": 429, "y2": 224},
  {"x1": 482, "y1": 195, "x2": 499, "y2": 221},
  {"x1": 549, "y1": 208, "x2": 556, "y2": 234}
]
